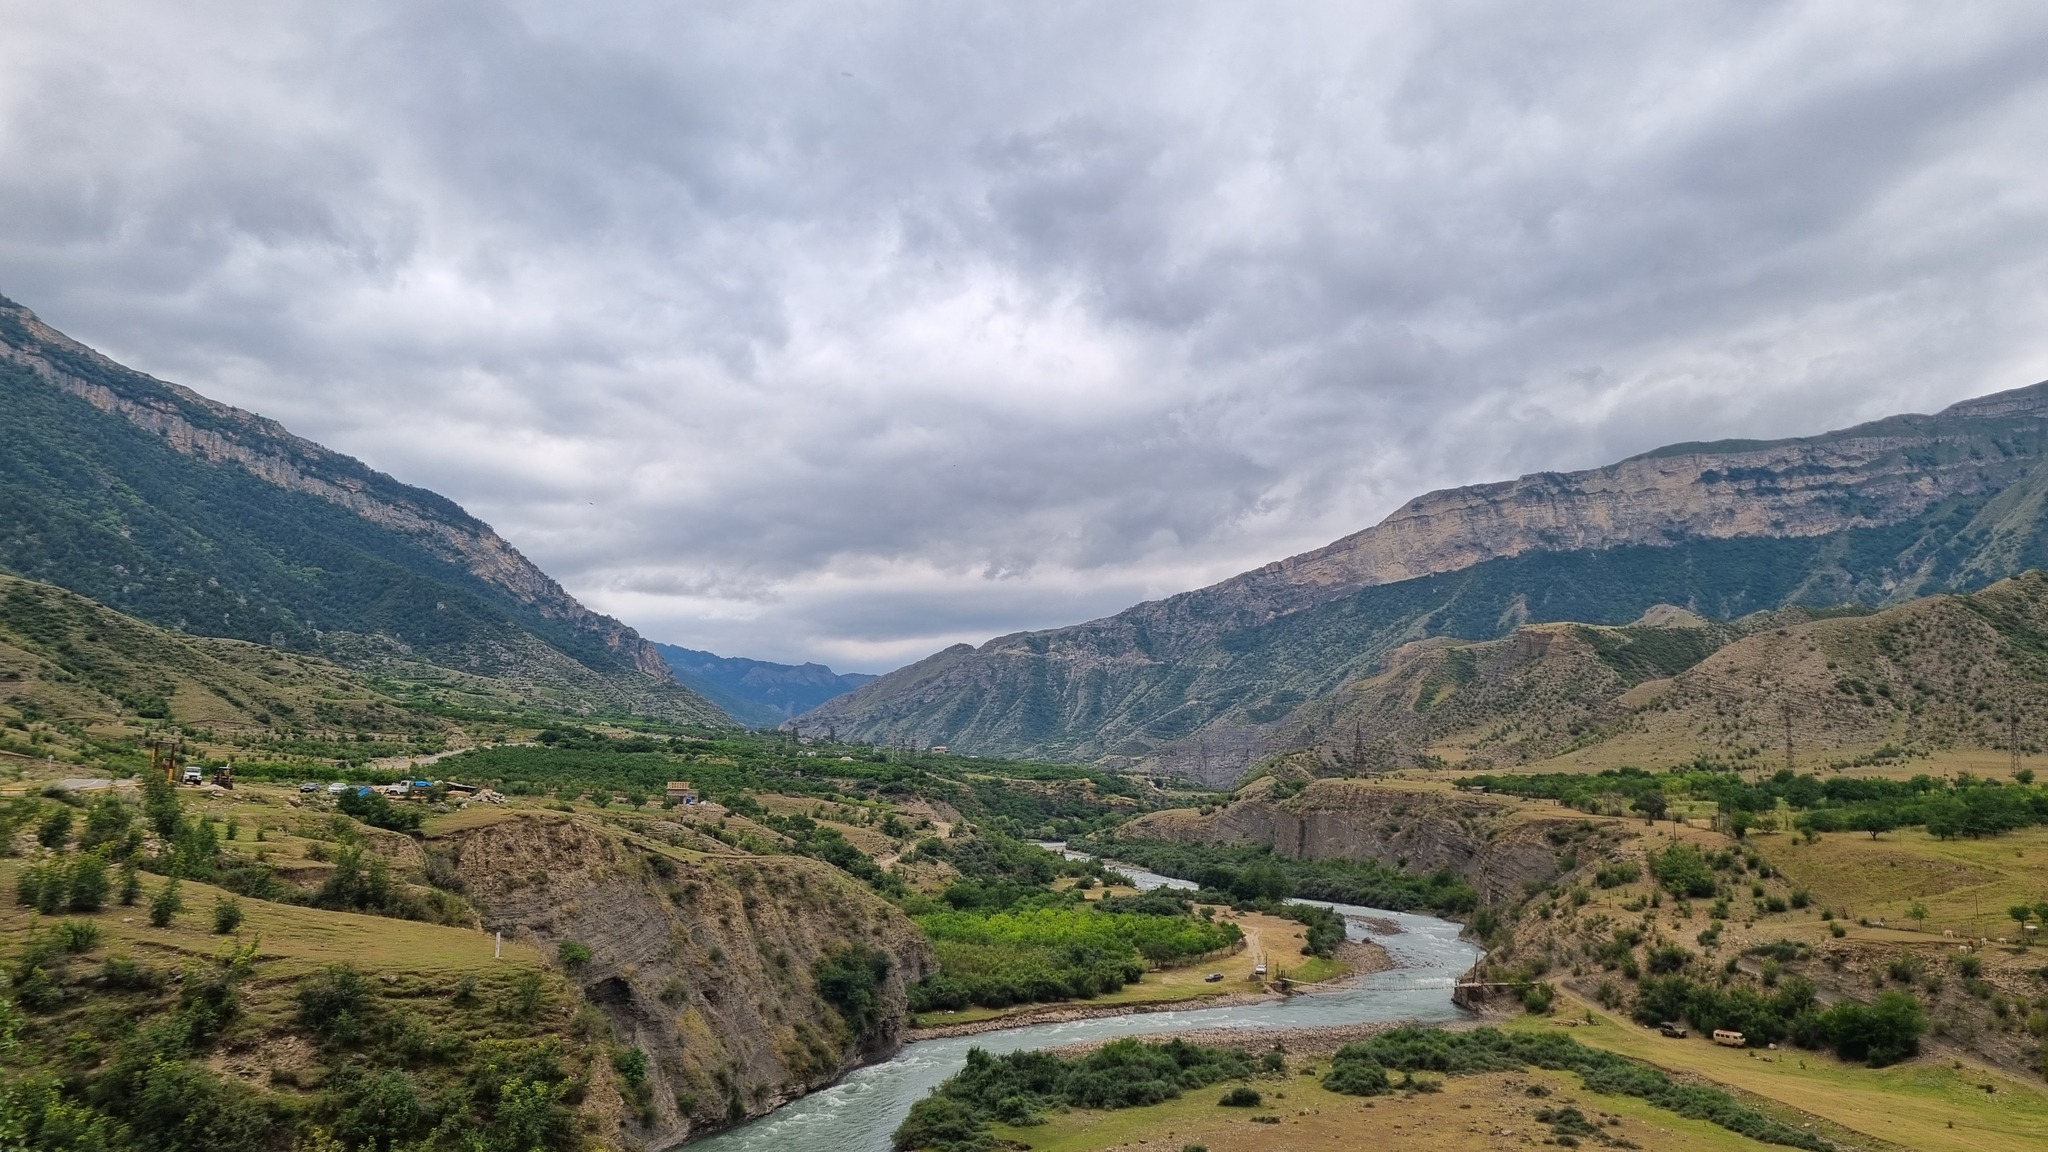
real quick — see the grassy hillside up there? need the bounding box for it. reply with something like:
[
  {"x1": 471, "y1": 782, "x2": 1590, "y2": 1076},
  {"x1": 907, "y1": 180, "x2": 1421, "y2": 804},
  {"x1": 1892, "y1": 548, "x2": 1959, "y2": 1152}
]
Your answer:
[
  {"x1": 0, "y1": 572, "x2": 458, "y2": 767},
  {"x1": 1519, "y1": 570, "x2": 2048, "y2": 774}
]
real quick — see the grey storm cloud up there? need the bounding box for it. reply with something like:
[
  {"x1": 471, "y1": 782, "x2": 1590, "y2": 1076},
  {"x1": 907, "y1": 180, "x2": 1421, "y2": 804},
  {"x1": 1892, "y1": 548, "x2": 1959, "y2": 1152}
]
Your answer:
[{"x1": 5, "y1": 1, "x2": 2048, "y2": 670}]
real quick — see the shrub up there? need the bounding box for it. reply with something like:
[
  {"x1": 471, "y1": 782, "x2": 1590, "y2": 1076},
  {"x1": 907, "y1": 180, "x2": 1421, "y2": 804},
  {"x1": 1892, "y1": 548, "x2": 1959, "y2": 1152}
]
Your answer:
[
  {"x1": 1819, "y1": 991, "x2": 1926, "y2": 1067},
  {"x1": 102, "y1": 953, "x2": 164, "y2": 990},
  {"x1": 894, "y1": 1038, "x2": 1254, "y2": 1150},
  {"x1": 558, "y1": 939, "x2": 593, "y2": 968},
  {"x1": 1595, "y1": 862, "x2": 1641, "y2": 889},
  {"x1": 1650, "y1": 845, "x2": 1717, "y2": 898},
  {"x1": 67, "y1": 853, "x2": 109, "y2": 911},
  {"x1": 1326, "y1": 1027, "x2": 1826, "y2": 1149},
  {"x1": 1646, "y1": 944, "x2": 1692, "y2": 975},
  {"x1": 816, "y1": 944, "x2": 892, "y2": 1038},
  {"x1": 613, "y1": 1046, "x2": 649, "y2": 1088},
  {"x1": 54, "y1": 918, "x2": 101, "y2": 953},
  {"x1": 297, "y1": 964, "x2": 372, "y2": 1047},
  {"x1": 510, "y1": 970, "x2": 546, "y2": 1020},
  {"x1": 38, "y1": 805, "x2": 73, "y2": 849},
  {"x1": 1322, "y1": 1057, "x2": 1390, "y2": 1095},
  {"x1": 148, "y1": 878, "x2": 184, "y2": 927},
  {"x1": 893, "y1": 1096, "x2": 986, "y2": 1152},
  {"x1": 1218, "y1": 1087, "x2": 1262, "y2": 1107},
  {"x1": 213, "y1": 895, "x2": 245, "y2": 934}
]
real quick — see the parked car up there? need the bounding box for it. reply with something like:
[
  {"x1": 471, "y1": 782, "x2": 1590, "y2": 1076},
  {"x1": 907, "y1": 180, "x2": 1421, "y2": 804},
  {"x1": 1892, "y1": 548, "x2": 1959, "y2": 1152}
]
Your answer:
[
  {"x1": 299, "y1": 781, "x2": 321, "y2": 793},
  {"x1": 325, "y1": 781, "x2": 349, "y2": 794},
  {"x1": 180, "y1": 767, "x2": 203, "y2": 785},
  {"x1": 1204, "y1": 972, "x2": 1225, "y2": 983},
  {"x1": 1658, "y1": 1022, "x2": 1688, "y2": 1038}
]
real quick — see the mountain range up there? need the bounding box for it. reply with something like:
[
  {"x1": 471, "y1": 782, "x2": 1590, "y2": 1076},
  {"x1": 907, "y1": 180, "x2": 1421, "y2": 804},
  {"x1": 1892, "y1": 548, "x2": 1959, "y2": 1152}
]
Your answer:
[
  {"x1": 653, "y1": 643, "x2": 875, "y2": 728},
  {"x1": 0, "y1": 294, "x2": 727, "y2": 727},
  {"x1": 797, "y1": 379, "x2": 2048, "y2": 780}
]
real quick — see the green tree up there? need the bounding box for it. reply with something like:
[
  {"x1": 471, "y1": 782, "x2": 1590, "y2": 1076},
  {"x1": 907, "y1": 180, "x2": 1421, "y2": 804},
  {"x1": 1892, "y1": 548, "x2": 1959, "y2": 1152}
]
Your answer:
[
  {"x1": 142, "y1": 773, "x2": 182, "y2": 839},
  {"x1": 815, "y1": 945, "x2": 892, "y2": 1038},
  {"x1": 1631, "y1": 791, "x2": 1669, "y2": 823},
  {"x1": 148, "y1": 877, "x2": 183, "y2": 927},
  {"x1": 1820, "y1": 990, "x2": 1926, "y2": 1066},
  {"x1": 79, "y1": 795, "x2": 134, "y2": 854},
  {"x1": 212, "y1": 895, "x2": 244, "y2": 934},
  {"x1": 66, "y1": 852, "x2": 108, "y2": 912},
  {"x1": 36, "y1": 805, "x2": 72, "y2": 850},
  {"x1": 1650, "y1": 844, "x2": 1716, "y2": 898}
]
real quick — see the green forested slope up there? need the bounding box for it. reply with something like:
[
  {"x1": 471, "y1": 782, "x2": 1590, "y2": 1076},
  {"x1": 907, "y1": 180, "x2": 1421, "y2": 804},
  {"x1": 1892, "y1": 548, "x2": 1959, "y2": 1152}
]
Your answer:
[{"x1": 0, "y1": 295, "x2": 726, "y2": 725}]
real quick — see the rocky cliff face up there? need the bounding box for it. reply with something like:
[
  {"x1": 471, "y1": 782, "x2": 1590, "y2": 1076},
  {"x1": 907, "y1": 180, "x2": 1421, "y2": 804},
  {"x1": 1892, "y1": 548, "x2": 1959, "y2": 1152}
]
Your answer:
[
  {"x1": 800, "y1": 381, "x2": 2048, "y2": 780},
  {"x1": 1118, "y1": 779, "x2": 1576, "y2": 904},
  {"x1": 444, "y1": 812, "x2": 934, "y2": 1149}
]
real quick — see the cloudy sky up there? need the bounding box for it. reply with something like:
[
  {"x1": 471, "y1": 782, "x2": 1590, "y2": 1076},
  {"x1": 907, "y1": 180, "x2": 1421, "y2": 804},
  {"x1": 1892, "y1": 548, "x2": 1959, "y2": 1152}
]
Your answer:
[{"x1": 6, "y1": 2, "x2": 2048, "y2": 672}]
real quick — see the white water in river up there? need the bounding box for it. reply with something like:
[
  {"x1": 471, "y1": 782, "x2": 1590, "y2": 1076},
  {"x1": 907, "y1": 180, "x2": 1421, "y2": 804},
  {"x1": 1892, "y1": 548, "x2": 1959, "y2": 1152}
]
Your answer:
[{"x1": 679, "y1": 856, "x2": 1480, "y2": 1152}]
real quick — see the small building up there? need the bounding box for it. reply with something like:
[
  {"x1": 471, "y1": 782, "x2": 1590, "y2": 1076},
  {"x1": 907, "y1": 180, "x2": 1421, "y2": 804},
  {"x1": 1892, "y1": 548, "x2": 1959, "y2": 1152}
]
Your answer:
[
  {"x1": 1712, "y1": 1029, "x2": 1746, "y2": 1047},
  {"x1": 665, "y1": 781, "x2": 698, "y2": 805},
  {"x1": 930, "y1": 745, "x2": 949, "y2": 754}
]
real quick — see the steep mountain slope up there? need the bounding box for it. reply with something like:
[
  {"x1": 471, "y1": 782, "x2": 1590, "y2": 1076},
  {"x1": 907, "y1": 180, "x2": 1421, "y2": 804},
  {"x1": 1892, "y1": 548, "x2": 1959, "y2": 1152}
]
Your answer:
[
  {"x1": 1273, "y1": 610, "x2": 1738, "y2": 773},
  {"x1": 800, "y1": 381, "x2": 2048, "y2": 777},
  {"x1": 0, "y1": 294, "x2": 725, "y2": 725},
  {"x1": 655, "y1": 643, "x2": 876, "y2": 728},
  {"x1": 1553, "y1": 568, "x2": 2048, "y2": 772},
  {"x1": 1245, "y1": 570, "x2": 2048, "y2": 776}
]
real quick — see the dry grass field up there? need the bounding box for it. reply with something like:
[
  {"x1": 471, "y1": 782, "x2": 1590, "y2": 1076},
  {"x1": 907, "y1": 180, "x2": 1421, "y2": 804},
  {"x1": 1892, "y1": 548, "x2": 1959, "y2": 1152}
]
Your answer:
[
  {"x1": 1761, "y1": 824, "x2": 2048, "y2": 939},
  {"x1": 0, "y1": 859, "x2": 542, "y2": 978},
  {"x1": 1518, "y1": 995, "x2": 2048, "y2": 1152},
  {"x1": 993, "y1": 1058, "x2": 1794, "y2": 1152}
]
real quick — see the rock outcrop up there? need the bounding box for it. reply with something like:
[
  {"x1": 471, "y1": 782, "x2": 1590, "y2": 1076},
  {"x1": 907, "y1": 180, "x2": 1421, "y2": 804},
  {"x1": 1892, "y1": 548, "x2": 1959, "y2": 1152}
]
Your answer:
[
  {"x1": 1117, "y1": 779, "x2": 1576, "y2": 904},
  {"x1": 444, "y1": 812, "x2": 935, "y2": 1149}
]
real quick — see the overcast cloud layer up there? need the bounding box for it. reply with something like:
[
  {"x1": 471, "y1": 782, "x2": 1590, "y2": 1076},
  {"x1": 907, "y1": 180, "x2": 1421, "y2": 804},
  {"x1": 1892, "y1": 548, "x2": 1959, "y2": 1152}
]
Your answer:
[{"x1": 6, "y1": 2, "x2": 2048, "y2": 671}]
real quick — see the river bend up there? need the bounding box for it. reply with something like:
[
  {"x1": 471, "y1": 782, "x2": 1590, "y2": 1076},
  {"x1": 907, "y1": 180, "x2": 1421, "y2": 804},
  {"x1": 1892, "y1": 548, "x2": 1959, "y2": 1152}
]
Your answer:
[{"x1": 683, "y1": 857, "x2": 1480, "y2": 1152}]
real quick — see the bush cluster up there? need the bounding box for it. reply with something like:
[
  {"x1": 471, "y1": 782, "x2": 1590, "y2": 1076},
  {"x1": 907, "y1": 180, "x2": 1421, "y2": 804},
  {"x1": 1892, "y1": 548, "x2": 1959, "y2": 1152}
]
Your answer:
[
  {"x1": 1323, "y1": 1027, "x2": 1827, "y2": 1150},
  {"x1": 1632, "y1": 974, "x2": 1925, "y2": 1065},
  {"x1": 894, "y1": 1038, "x2": 1255, "y2": 1151}
]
